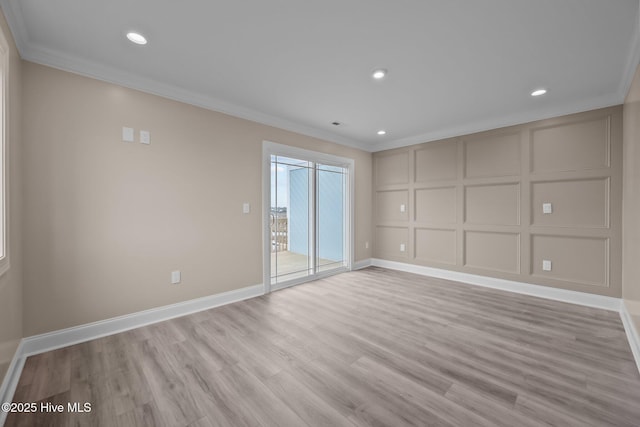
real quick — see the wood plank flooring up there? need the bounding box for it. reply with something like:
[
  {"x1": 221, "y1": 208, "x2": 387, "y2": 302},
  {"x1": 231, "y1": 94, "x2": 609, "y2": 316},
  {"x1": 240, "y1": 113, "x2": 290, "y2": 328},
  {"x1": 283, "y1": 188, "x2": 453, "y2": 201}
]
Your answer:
[{"x1": 5, "y1": 267, "x2": 640, "y2": 426}]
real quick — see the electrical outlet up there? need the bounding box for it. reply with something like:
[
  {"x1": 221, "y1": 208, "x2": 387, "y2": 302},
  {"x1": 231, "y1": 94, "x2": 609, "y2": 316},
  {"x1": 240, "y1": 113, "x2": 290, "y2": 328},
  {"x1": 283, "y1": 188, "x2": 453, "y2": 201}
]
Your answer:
[
  {"x1": 400, "y1": 204, "x2": 406, "y2": 213},
  {"x1": 543, "y1": 203, "x2": 553, "y2": 214},
  {"x1": 365, "y1": 241, "x2": 369, "y2": 249},
  {"x1": 542, "y1": 260, "x2": 552, "y2": 271},
  {"x1": 171, "y1": 270, "x2": 181, "y2": 284},
  {"x1": 140, "y1": 130, "x2": 151, "y2": 145},
  {"x1": 400, "y1": 243, "x2": 406, "y2": 252}
]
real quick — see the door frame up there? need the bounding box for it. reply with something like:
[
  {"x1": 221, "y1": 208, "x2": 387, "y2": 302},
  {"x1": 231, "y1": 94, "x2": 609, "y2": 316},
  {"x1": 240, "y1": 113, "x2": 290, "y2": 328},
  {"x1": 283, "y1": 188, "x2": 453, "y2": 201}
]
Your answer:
[{"x1": 262, "y1": 140, "x2": 355, "y2": 294}]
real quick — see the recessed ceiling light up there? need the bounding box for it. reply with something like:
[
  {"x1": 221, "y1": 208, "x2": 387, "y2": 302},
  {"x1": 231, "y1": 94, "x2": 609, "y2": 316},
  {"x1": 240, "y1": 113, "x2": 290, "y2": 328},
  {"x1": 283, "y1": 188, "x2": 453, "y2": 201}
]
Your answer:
[
  {"x1": 377, "y1": 130, "x2": 387, "y2": 135},
  {"x1": 372, "y1": 69, "x2": 387, "y2": 80},
  {"x1": 531, "y1": 88, "x2": 547, "y2": 97},
  {"x1": 126, "y1": 32, "x2": 147, "y2": 45}
]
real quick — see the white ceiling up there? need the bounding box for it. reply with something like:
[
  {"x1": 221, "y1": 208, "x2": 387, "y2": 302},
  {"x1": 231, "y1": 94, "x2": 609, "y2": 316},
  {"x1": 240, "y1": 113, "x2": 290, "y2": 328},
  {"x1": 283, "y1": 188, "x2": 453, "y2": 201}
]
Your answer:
[{"x1": 2, "y1": 0, "x2": 639, "y2": 152}]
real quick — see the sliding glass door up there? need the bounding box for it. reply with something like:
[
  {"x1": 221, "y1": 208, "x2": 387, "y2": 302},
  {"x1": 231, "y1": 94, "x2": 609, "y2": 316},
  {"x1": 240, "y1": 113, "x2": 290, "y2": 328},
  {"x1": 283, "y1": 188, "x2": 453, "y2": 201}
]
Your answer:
[{"x1": 265, "y1": 143, "x2": 351, "y2": 291}]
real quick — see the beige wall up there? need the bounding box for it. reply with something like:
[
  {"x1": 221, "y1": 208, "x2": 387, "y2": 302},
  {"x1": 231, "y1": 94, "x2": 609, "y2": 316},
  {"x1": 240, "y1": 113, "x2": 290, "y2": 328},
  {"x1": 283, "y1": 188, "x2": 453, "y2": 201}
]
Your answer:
[
  {"x1": 623, "y1": 65, "x2": 640, "y2": 331},
  {"x1": 0, "y1": 8, "x2": 22, "y2": 379},
  {"x1": 22, "y1": 62, "x2": 372, "y2": 336},
  {"x1": 374, "y1": 106, "x2": 623, "y2": 297}
]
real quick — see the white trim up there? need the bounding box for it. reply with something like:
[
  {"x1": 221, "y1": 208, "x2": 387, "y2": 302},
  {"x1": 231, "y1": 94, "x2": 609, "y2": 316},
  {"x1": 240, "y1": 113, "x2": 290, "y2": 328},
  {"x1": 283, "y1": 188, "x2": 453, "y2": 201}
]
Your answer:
[
  {"x1": 368, "y1": 258, "x2": 639, "y2": 373},
  {"x1": 370, "y1": 258, "x2": 622, "y2": 311},
  {"x1": 0, "y1": 283, "x2": 264, "y2": 425},
  {"x1": 0, "y1": 20, "x2": 9, "y2": 277},
  {"x1": 9, "y1": 36, "x2": 631, "y2": 155},
  {"x1": 20, "y1": 284, "x2": 263, "y2": 356},
  {"x1": 0, "y1": 0, "x2": 28, "y2": 55},
  {"x1": 0, "y1": 2, "x2": 370, "y2": 155},
  {"x1": 620, "y1": 301, "x2": 640, "y2": 374},
  {"x1": 262, "y1": 141, "x2": 355, "y2": 294},
  {"x1": 618, "y1": 3, "x2": 640, "y2": 102},
  {"x1": 0, "y1": 283, "x2": 262, "y2": 424},
  {"x1": 373, "y1": 93, "x2": 622, "y2": 152},
  {"x1": 352, "y1": 259, "x2": 372, "y2": 270},
  {"x1": 262, "y1": 144, "x2": 272, "y2": 293},
  {"x1": 3, "y1": 0, "x2": 634, "y2": 155},
  {"x1": 0, "y1": 341, "x2": 25, "y2": 426},
  {"x1": 270, "y1": 267, "x2": 348, "y2": 292},
  {"x1": 0, "y1": 265, "x2": 637, "y2": 423},
  {"x1": 12, "y1": 39, "x2": 628, "y2": 155}
]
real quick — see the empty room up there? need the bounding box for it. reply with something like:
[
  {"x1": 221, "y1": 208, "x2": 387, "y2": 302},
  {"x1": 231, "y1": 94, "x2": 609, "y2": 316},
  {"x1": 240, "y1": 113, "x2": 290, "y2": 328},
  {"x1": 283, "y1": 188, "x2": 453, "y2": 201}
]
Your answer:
[{"x1": 1, "y1": 0, "x2": 640, "y2": 426}]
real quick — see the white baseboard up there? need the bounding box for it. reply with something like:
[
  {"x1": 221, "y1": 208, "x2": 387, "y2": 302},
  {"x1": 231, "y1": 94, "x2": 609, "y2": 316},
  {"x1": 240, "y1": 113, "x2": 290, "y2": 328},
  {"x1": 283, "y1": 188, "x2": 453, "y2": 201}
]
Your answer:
[
  {"x1": 1, "y1": 262, "x2": 638, "y2": 425},
  {"x1": 0, "y1": 283, "x2": 264, "y2": 425},
  {"x1": 620, "y1": 301, "x2": 640, "y2": 374},
  {"x1": 352, "y1": 259, "x2": 372, "y2": 270},
  {"x1": 0, "y1": 341, "x2": 25, "y2": 426},
  {"x1": 369, "y1": 258, "x2": 639, "y2": 374},
  {"x1": 20, "y1": 283, "x2": 264, "y2": 356},
  {"x1": 370, "y1": 258, "x2": 640, "y2": 372},
  {"x1": 371, "y1": 258, "x2": 621, "y2": 311}
]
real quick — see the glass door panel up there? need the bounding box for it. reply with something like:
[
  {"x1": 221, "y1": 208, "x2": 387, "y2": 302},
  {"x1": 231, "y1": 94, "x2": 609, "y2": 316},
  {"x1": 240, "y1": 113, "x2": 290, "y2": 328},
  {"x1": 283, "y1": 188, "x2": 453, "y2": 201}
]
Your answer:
[
  {"x1": 317, "y1": 164, "x2": 346, "y2": 273},
  {"x1": 270, "y1": 156, "x2": 313, "y2": 285}
]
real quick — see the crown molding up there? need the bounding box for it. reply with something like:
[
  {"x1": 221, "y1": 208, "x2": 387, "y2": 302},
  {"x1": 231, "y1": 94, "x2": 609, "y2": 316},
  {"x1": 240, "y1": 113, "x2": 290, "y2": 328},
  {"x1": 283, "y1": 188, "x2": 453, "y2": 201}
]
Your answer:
[
  {"x1": 20, "y1": 38, "x2": 628, "y2": 155},
  {"x1": 2, "y1": 0, "x2": 636, "y2": 154},
  {"x1": 21, "y1": 43, "x2": 372, "y2": 152},
  {"x1": 618, "y1": 1, "x2": 640, "y2": 103},
  {"x1": 372, "y1": 92, "x2": 622, "y2": 152},
  {"x1": 0, "y1": 0, "x2": 28, "y2": 54}
]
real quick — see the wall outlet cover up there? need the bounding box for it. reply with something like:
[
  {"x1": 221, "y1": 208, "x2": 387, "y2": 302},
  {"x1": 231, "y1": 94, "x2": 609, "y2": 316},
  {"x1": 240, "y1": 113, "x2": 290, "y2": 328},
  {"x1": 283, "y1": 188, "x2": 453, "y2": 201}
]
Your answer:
[
  {"x1": 171, "y1": 270, "x2": 181, "y2": 284},
  {"x1": 140, "y1": 130, "x2": 151, "y2": 145}
]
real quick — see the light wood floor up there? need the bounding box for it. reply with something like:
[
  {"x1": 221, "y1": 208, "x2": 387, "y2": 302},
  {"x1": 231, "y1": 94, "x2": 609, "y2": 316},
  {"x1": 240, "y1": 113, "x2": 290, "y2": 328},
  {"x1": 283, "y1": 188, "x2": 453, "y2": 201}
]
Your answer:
[{"x1": 5, "y1": 267, "x2": 640, "y2": 426}]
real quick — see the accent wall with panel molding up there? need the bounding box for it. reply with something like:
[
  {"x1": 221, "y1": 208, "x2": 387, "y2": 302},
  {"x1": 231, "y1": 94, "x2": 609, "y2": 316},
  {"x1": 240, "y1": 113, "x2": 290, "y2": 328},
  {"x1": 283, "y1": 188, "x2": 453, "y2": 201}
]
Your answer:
[{"x1": 373, "y1": 106, "x2": 622, "y2": 297}]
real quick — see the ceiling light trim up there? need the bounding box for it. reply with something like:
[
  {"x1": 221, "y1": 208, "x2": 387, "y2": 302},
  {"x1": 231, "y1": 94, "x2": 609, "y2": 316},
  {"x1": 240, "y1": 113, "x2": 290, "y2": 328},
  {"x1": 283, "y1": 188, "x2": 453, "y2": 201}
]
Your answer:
[
  {"x1": 126, "y1": 32, "x2": 147, "y2": 45},
  {"x1": 372, "y1": 68, "x2": 387, "y2": 80}
]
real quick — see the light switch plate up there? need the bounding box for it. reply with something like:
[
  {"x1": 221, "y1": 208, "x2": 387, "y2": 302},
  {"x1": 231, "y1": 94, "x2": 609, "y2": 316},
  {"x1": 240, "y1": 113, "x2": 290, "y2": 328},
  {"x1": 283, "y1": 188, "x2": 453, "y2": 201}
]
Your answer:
[
  {"x1": 400, "y1": 204, "x2": 406, "y2": 213},
  {"x1": 542, "y1": 260, "x2": 552, "y2": 271},
  {"x1": 242, "y1": 203, "x2": 250, "y2": 214},
  {"x1": 543, "y1": 203, "x2": 553, "y2": 214},
  {"x1": 122, "y1": 127, "x2": 134, "y2": 142}
]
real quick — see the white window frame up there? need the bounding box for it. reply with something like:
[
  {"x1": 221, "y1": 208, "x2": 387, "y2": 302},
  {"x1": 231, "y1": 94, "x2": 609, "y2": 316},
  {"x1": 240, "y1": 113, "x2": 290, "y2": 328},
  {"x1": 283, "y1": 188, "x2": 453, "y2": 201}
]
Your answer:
[
  {"x1": 0, "y1": 29, "x2": 9, "y2": 277},
  {"x1": 262, "y1": 141, "x2": 355, "y2": 294}
]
